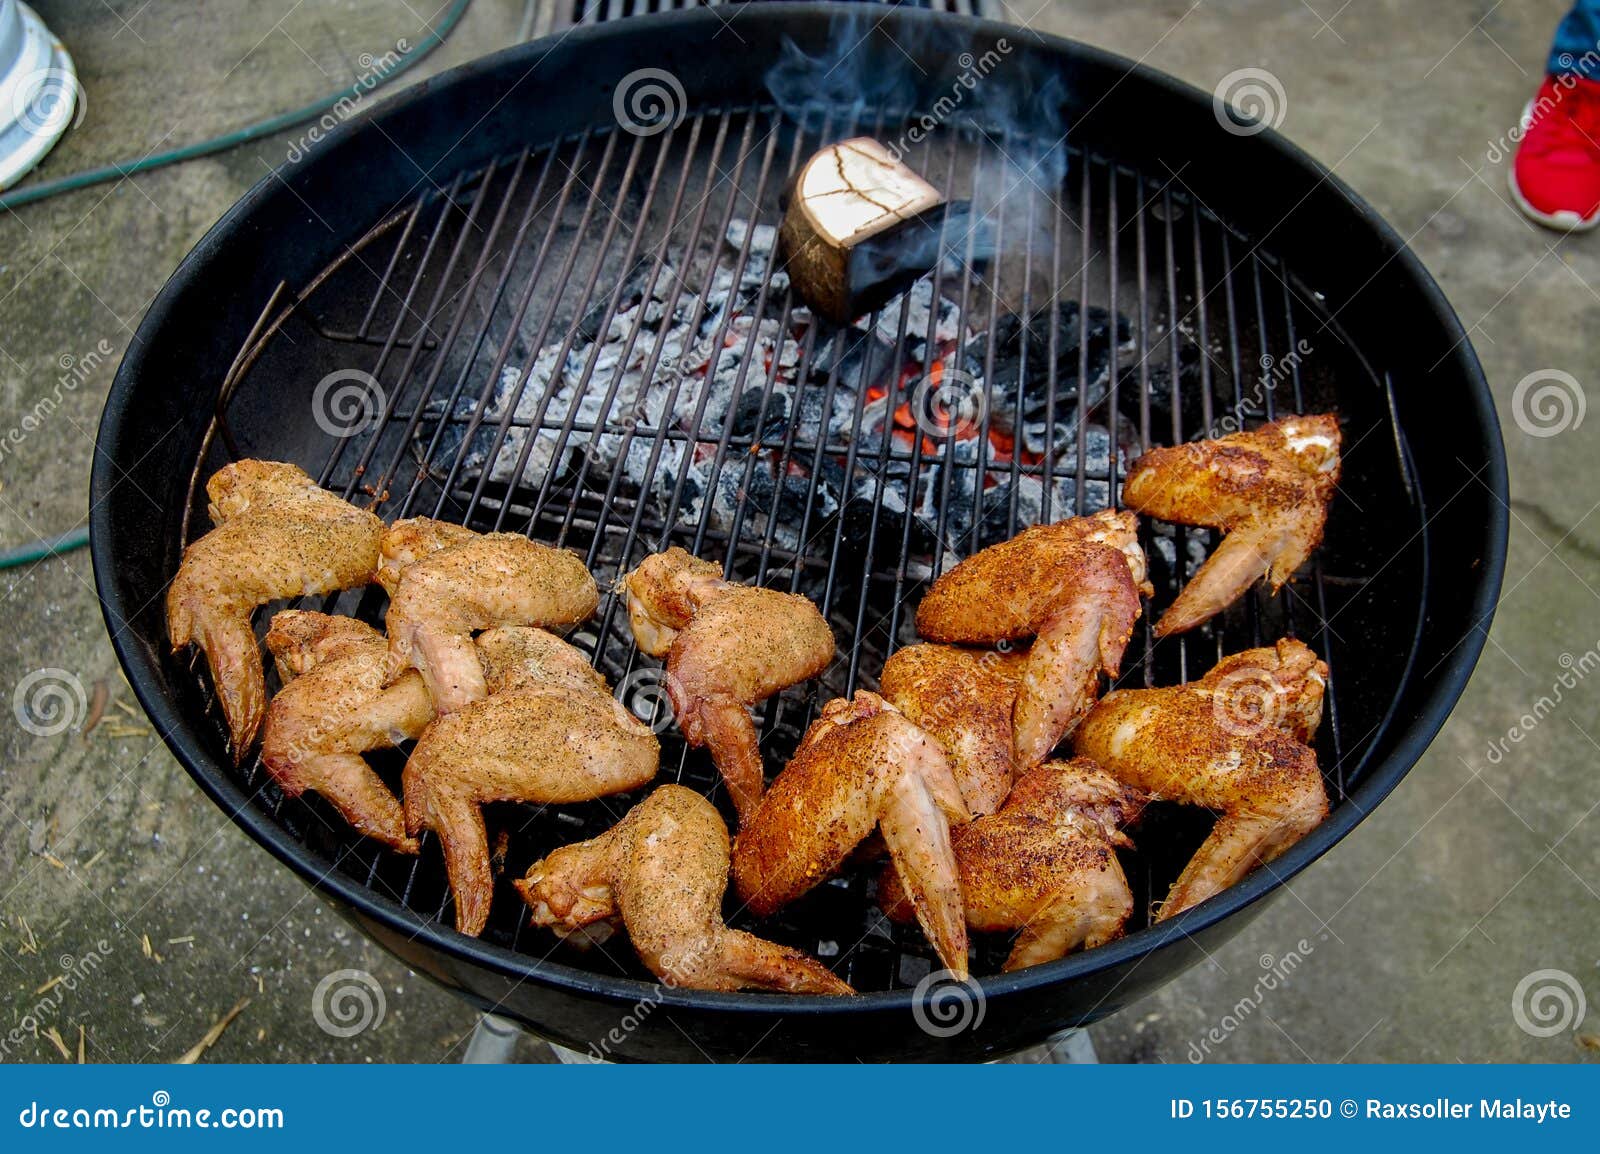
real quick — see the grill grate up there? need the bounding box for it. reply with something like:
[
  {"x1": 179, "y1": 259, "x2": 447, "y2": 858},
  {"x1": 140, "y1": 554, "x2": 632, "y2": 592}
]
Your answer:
[
  {"x1": 566, "y1": 0, "x2": 986, "y2": 29},
  {"x1": 185, "y1": 108, "x2": 1422, "y2": 990}
]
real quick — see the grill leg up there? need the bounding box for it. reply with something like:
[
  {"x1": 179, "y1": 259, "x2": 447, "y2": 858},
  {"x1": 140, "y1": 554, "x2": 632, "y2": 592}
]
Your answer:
[
  {"x1": 460, "y1": 1013, "x2": 603, "y2": 1063},
  {"x1": 460, "y1": 1013, "x2": 527, "y2": 1063},
  {"x1": 1001, "y1": 1028, "x2": 1100, "y2": 1064}
]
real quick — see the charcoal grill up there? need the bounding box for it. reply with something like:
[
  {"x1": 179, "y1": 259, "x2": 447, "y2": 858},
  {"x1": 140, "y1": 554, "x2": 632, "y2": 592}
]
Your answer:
[{"x1": 91, "y1": 5, "x2": 1507, "y2": 1061}]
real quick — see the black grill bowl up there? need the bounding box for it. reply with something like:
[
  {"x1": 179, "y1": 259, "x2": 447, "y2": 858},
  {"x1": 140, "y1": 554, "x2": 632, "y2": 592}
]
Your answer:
[{"x1": 91, "y1": 4, "x2": 1506, "y2": 1062}]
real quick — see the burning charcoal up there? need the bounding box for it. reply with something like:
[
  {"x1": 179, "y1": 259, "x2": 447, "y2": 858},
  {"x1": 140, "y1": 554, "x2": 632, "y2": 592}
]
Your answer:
[
  {"x1": 871, "y1": 279, "x2": 967, "y2": 361},
  {"x1": 811, "y1": 328, "x2": 899, "y2": 392},
  {"x1": 978, "y1": 475, "x2": 1047, "y2": 536},
  {"x1": 1144, "y1": 522, "x2": 1212, "y2": 592},
  {"x1": 780, "y1": 138, "x2": 948, "y2": 324},
  {"x1": 729, "y1": 387, "x2": 791, "y2": 444},
  {"x1": 577, "y1": 259, "x2": 679, "y2": 342},
  {"x1": 726, "y1": 218, "x2": 778, "y2": 261},
  {"x1": 1120, "y1": 331, "x2": 1205, "y2": 433},
  {"x1": 832, "y1": 495, "x2": 939, "y2": 575},
  {"x1": 978, "y1": 303, "x2": 1129, "y2": 427}
]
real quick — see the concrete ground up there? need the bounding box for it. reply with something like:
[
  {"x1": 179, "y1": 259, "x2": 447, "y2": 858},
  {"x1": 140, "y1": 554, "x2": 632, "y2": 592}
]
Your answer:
[{"x1": 0, "y1": 0, "x2": 1595, "y2": 1064}]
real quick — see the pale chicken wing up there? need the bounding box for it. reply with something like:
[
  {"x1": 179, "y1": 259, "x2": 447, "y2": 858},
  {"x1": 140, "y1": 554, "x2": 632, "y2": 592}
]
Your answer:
[
  {"x1": 516, "y1": 786, "x2": 852, "y2": 994},
  {"x1": 732, "y1": 691, "x2": 972, "y2": 978},
  {"x1": 261, "y1": 611, "x2": 431, "y2": 852},
  {"x1": 879, "y1": 758, "x2": 1145, "y2": 969},
  {"x1": 1073, "y1": 638, "x2": 1330, "y2": 920},
  {"x1": 402, "y1": 672, "x2": 658, "y2": 936},
  {"x1": 623, "y1": 547, "x2": 834, "y2": 824},
  {"x1": 915, "y1": 510, "x2": 1150, "y2": 770},
  {"x1": 374, "y1": 516, "x2": 478, "y2": 596},
  {"x1": 474, "y1": 625, "x2": 608, "y2": 696},
  {"x1": 1123, "y1": 413, "x2": 1340, "y2": 636},
  {"x1": 167, "y1": 461, "x2": 382, "y2": 758},
  {"x1": 879, "y1": 643, "x2": 1028, "y2": 816},
  {"x1": 384, "y1": 529, "x2": 598, "y2": 714}
]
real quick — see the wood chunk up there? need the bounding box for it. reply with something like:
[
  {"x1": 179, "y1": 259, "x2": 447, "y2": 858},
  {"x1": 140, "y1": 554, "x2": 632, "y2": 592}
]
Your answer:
[{"x1": 780, "y1": 138, "x2": 947, "y2": 323}]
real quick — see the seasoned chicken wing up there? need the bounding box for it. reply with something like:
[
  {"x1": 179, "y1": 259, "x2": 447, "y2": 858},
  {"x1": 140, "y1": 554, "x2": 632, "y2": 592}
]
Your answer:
[
  {"x1": 384, "y1": 527, "x2": 598, "y2": 714},
  {"x1": 261, "y1": 612, "x2": 431, "y2": 853},
  {"x1": 915, "y1": 510, "x2": 1150, "y2": 771},
  {"x1": 374, "y1": 516, "x2": 478, "y2": 596},
  {"x1": 1122, "y1": 413, "x2": 1340, "y2": 636},
  {"x1": 879, "y1": 758, "x2": 1145, "y2": 970},
  {"x1": 516, "y1": 786, "x2": 853, "y2": 994},
  {"x1": 474, "y1": 624, "x2": 608, "y2": 696},
  {"x1": 623, "y1": 547, "x2": 835, "y2": 824},
  {"x1": 402, "y1": 656, "x2": 659, "y2": 936},
  {"x1": 879, "y1": 643, "x2": 1028, "y2": 816},
  {"x1": 732, "y1": 691, "x2": 972, "y2": 978},
  {"x1": 1073, "y1": 638, "x2": 1329, "y2": 920},
  {"x1": 167, "y1": 461, "x2": 382, "y2": 758}
]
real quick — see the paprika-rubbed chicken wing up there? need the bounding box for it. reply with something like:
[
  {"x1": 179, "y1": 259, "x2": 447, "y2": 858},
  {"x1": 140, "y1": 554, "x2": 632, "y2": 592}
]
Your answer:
[
  {"x1": 732, "y1": 691, "x2": 972, "y2": 978},
  {"x1": 402, "y1": 639, "x2": 658, "y2": 937},
  {"x1": 516, "y1": 786, "x2": 853, "y2": 994},
  {"x1": 1122, "y1": 413, "x2": 1340, "y2": 636},
  {"x1": 915, "y1": 510, "x2": 1151, "y2": 771},
  {"x1": 167, "y1": 461, "x2": 382, "y2": 758},
  {"x1": 879, "y1": 758, "x2": 1145, "y2": 970},
  {"x1": 261, "y1": 612, "x2": 432, "y2": 853},
  {"x1": 879, "y1": 643, "x2": 1028, "y2": 816},
  {"x1": 623, "y1": 547, "x2": 834, "y2": 824},
  {"x1": 383, "y1": 524, "x2": 598, "y2": 714},
  {"x1": 1073, "y1": 638, "x2": 1330, "y2": 920}
]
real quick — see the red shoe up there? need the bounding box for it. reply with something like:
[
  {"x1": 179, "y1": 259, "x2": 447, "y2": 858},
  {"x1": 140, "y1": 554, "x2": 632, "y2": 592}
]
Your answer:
[{"x1": 1511, "y1": 75, "x2": 1600, "y2": 231}]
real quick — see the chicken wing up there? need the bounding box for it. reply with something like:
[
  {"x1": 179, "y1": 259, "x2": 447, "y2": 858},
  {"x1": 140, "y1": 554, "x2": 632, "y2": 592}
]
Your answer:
[
  {"x1": 1122, "y1": 413, "x2": 1340, "y2": 636},
  {"x1": 261, "y1": 611, "x2": 431, "y2": 853},
  {"x1": 374, "y1": 516, "x2": 478, "y2": 596},
  {"x1": 879, "y1": 758, "x2": 1145, "y2": 970},
  {"x1": 167, "y1": 460, "x2": 383, "y2": 758},
  {"x1": 878, "y1": 643, "x2": 1028, "y2": 817},
  {"x1": 732, "y1": 691, "x2": 972, "y2": 978},
  {"x1": 915, "y1": 510, "x2": 1150, "y2": 771},
  {"x1": 622, "y1": 547, "x2": 835, "y2": 824},
  {"x1": 516, "y1": 785, "x2": 853, "y2": 994},
  {"x1": 402, "y1": 659, "x2": 659, "y2": 936},
  {"x1": 474, "y1": 624, "x2": 608, "y2": 696},
  {"x1": 384, "y1": 527, "x2": 599, "y2": 714},
  {"x1": 1073, "y1": 638, "x2": 1330, "y2": 920}
]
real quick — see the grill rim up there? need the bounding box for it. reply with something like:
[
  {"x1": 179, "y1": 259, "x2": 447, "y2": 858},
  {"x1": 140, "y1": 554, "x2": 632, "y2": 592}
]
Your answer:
[{"x1": 89, "y1": 5, "x2": 1508, "y2": 1030}]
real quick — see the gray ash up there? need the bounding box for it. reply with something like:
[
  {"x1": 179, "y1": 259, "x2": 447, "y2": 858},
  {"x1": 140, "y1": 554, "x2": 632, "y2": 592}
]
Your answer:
[{"x1": 416, "y1": 217, "x2": 1184, "y2": 565}]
